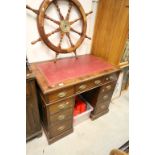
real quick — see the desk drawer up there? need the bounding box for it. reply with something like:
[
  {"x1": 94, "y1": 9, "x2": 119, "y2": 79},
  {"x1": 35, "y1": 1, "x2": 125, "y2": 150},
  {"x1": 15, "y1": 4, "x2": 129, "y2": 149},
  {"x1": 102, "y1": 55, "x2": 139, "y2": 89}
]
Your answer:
[
  {"x1": 101, "y1": 82, "x2": 116, "y2": 93},
  {"x1": 47, "y1": 87, "x2": 74, "y2": 103},
  {"x1": 75, "y1": 78, "x2": 102, "y2": 94},
  {"x1": 49, "y1": 108, "x2": 73, "y2": 124},
  {"x1": 94, "y1": 101, "x2": 110, "y2": 114},
  {"x1": 49, "y1": 120, "x2": 72, "y2": 138},
  {"x1": 103, "y1": 73, "x2": 118, "y2": 83},
  {"x1": 48, "y1": 98, "x2": 74, "y2": 115},
  {"x1": 98, "y1": 91, "x2": 114, "y2": 102}
]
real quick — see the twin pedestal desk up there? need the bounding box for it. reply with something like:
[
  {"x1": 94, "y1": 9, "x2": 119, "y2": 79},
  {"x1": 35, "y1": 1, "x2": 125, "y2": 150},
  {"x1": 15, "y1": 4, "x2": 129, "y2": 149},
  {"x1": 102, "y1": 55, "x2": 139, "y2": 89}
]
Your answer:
[{"x1": 30, "y1": 55, "x2": 120, "y2": 144}]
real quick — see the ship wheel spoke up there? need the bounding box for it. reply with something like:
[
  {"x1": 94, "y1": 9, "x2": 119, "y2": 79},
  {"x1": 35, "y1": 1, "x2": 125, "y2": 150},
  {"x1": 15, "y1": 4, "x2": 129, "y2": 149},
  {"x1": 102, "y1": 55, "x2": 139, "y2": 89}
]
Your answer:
[
  {"x1": 53, "y1": 1, "x2": 64, "y2": 20},
  {"x1": 31, "y1": 28, "x2": 60, "y2": 44},
  {"x1": 70, "y1": 28, "x2": 91, "y2": 40},
  {"x1": 69, "y1": 11, "x2": 93, "y2": 25},
  {"x1": 66, "y1": 32, "x2": 74, "y2": 47},
  {"x1": 74, "y1": 51, "x2": 78, "y2": 59},
  {"x1": 58, "y1": 32, "x2": 65, "y2": 48},
  {"x1": 65, "y1": 2, "x2": 73, "y2": 21},
  {"x1": 44, "y1": 14, "x2": 60, "y2": 25},
  {"x1": 26, "y1": 5, "x2": 60, "y2": 25}
]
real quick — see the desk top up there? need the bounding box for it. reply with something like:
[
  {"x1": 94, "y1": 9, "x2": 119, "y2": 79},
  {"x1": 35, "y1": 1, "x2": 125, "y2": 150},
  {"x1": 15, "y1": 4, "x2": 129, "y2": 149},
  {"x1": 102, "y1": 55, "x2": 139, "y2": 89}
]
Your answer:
[{"x1": 31, "y1": 55, "x2": 119, "y2": 94}]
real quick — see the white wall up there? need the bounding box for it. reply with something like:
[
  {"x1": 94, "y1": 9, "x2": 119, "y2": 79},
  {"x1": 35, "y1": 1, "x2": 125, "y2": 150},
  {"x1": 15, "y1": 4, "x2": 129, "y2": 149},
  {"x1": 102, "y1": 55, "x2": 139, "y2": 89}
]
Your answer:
[{"x1": 26, "y1": 0, "x2": 99, "y2": 63}]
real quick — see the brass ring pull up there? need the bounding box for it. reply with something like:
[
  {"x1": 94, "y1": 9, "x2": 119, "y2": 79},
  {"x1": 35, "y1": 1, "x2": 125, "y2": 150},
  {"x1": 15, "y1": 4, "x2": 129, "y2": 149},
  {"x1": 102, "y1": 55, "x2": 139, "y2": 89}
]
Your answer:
[
  {"x1": 57, "y1": 126, "x2": 65, "y2": 131},
  {"x1": 58, "y1": 115, "x2": 65, "y2": 120},
  {"x1": 94, "y1": 80, "x2": 101, "y2": 85},
  {"x1": 58, "y1": 92, "x2": 66, "y2": 98},
  {"x1": 103, "y1": 95, "x2": 108, "y2": 100},
  {"x1": 79, "y1": 84, "x2": 87, "y2": 90},
  {"x1": 106, "y1": 85, "x2": 112, "y2": 90}
]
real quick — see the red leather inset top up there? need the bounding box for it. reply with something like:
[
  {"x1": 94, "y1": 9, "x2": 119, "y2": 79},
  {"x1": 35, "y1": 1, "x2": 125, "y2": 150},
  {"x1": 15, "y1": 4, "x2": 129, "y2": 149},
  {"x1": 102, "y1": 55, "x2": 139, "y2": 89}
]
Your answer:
[{"x1": 36, "y1": 55, "x2": 114, "y2": 86}]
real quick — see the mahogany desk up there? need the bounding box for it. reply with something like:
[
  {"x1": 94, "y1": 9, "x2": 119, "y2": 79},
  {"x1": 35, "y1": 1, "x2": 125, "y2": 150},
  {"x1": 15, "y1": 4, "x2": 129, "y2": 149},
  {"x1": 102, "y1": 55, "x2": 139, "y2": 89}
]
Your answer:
[{"x1": 30, "y1": 55, "x2": 120, "y2": 144}]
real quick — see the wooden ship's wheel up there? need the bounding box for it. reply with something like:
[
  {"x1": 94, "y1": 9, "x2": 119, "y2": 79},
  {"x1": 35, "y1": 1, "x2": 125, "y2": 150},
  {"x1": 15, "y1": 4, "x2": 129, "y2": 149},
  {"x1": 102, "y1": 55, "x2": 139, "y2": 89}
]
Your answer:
[{"x1": 26, "y1": 0, "x2": 92, "y2": 61}]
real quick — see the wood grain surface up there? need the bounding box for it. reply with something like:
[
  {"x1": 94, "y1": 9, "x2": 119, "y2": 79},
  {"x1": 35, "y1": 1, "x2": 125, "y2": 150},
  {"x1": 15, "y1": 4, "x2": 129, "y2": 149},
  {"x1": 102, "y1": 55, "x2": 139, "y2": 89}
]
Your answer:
[{"x1": 91, "y1": 0, "x2": 129, "y2": 65}]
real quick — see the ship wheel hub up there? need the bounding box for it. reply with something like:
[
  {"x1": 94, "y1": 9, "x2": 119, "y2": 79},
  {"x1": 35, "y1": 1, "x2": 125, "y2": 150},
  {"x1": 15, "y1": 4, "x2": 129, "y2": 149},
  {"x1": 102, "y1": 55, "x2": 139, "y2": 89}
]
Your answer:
[{"x1": 60, "y1": 20, "x2": 70, "y2": 33}]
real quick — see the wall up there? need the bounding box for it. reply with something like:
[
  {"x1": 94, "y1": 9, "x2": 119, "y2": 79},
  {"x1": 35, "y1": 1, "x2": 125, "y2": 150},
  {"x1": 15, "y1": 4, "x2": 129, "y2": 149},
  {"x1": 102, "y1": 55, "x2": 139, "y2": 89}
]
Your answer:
[{"x1": 26, "y1": 0, "x2": 99, "y2": 63}]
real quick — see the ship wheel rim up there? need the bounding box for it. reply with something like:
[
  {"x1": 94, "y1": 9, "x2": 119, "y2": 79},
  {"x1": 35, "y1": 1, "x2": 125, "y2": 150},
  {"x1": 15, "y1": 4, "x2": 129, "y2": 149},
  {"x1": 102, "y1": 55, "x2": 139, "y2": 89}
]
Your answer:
[{"x1": 37, "y1": 0, "x2": 87, "y2": 54}]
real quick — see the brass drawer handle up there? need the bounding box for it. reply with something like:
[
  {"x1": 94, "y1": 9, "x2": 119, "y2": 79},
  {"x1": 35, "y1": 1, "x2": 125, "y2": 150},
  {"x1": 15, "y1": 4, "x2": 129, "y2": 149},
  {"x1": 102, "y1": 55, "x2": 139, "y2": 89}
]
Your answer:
[
  {"x1": 105, "y1": 77, "x2": 109, "y2": 81},
  {"x1": 58, "y1": 102, "x2": 68, "y2": 110},
  {"x1": 103, "y1": 95, "x2": 109, "y2": 100},
  {"x1": 101, "y1": 105, "x2": 106, "y2": 109},
  {"x1": 58, "y1": 115, "x2": 65, "y2": 120},
  {"x1": 57, "y1": 125, "x2": 65, "y2": 131},
  {"x1": 106, "y1": 85, "x2": 112, "y2": 90},
  {"x1": 110, "y1": 76, "x2": 114, "y2": 80},
  {"x1": 106, "y1": 75, "x2": 115, "y2": 81},
  {"x1": 58, "y1": 92, "x2": 67, "y2": 98},
  {"x1": 79, "y1": 84, "x2": 87, "y2": 90},
  {"x1": 94, "y1": 80, "x2": 101, "y2": 85}
]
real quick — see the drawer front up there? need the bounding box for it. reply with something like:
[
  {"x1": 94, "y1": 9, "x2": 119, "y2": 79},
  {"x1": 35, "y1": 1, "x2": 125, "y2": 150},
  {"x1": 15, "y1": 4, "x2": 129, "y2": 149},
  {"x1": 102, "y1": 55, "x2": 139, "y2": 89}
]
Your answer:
[
  {"x1": 49, "y1": 120, "x2": 73, "y2": 138},
  {"x1": 101, "y1": 82, "x2": 116, "y2": 93},
  {"x1": 49, "y1": 108, "x2": 73, "y2": 124},
  {"x1": 75, "y1": 81, "x2": 93, "y2": 94},
  {"x1": 103, "y1": 73, "x2": 118, "y2": 84},
  {"x1": 47, "y1": 87, "x2": 74, "y2": 103},
  {"x1": 75, "y1": 77, "x2": 102, "y2": 94},
  {"x1": 95, "y1": 101, "x2": 110, "y2": 114},
  {"x1": 48, "y1": 98, "x2": 74, "y2": 115},
  {"x1": 98, "y1": 91, "x2": 114, "y2": 102}
]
